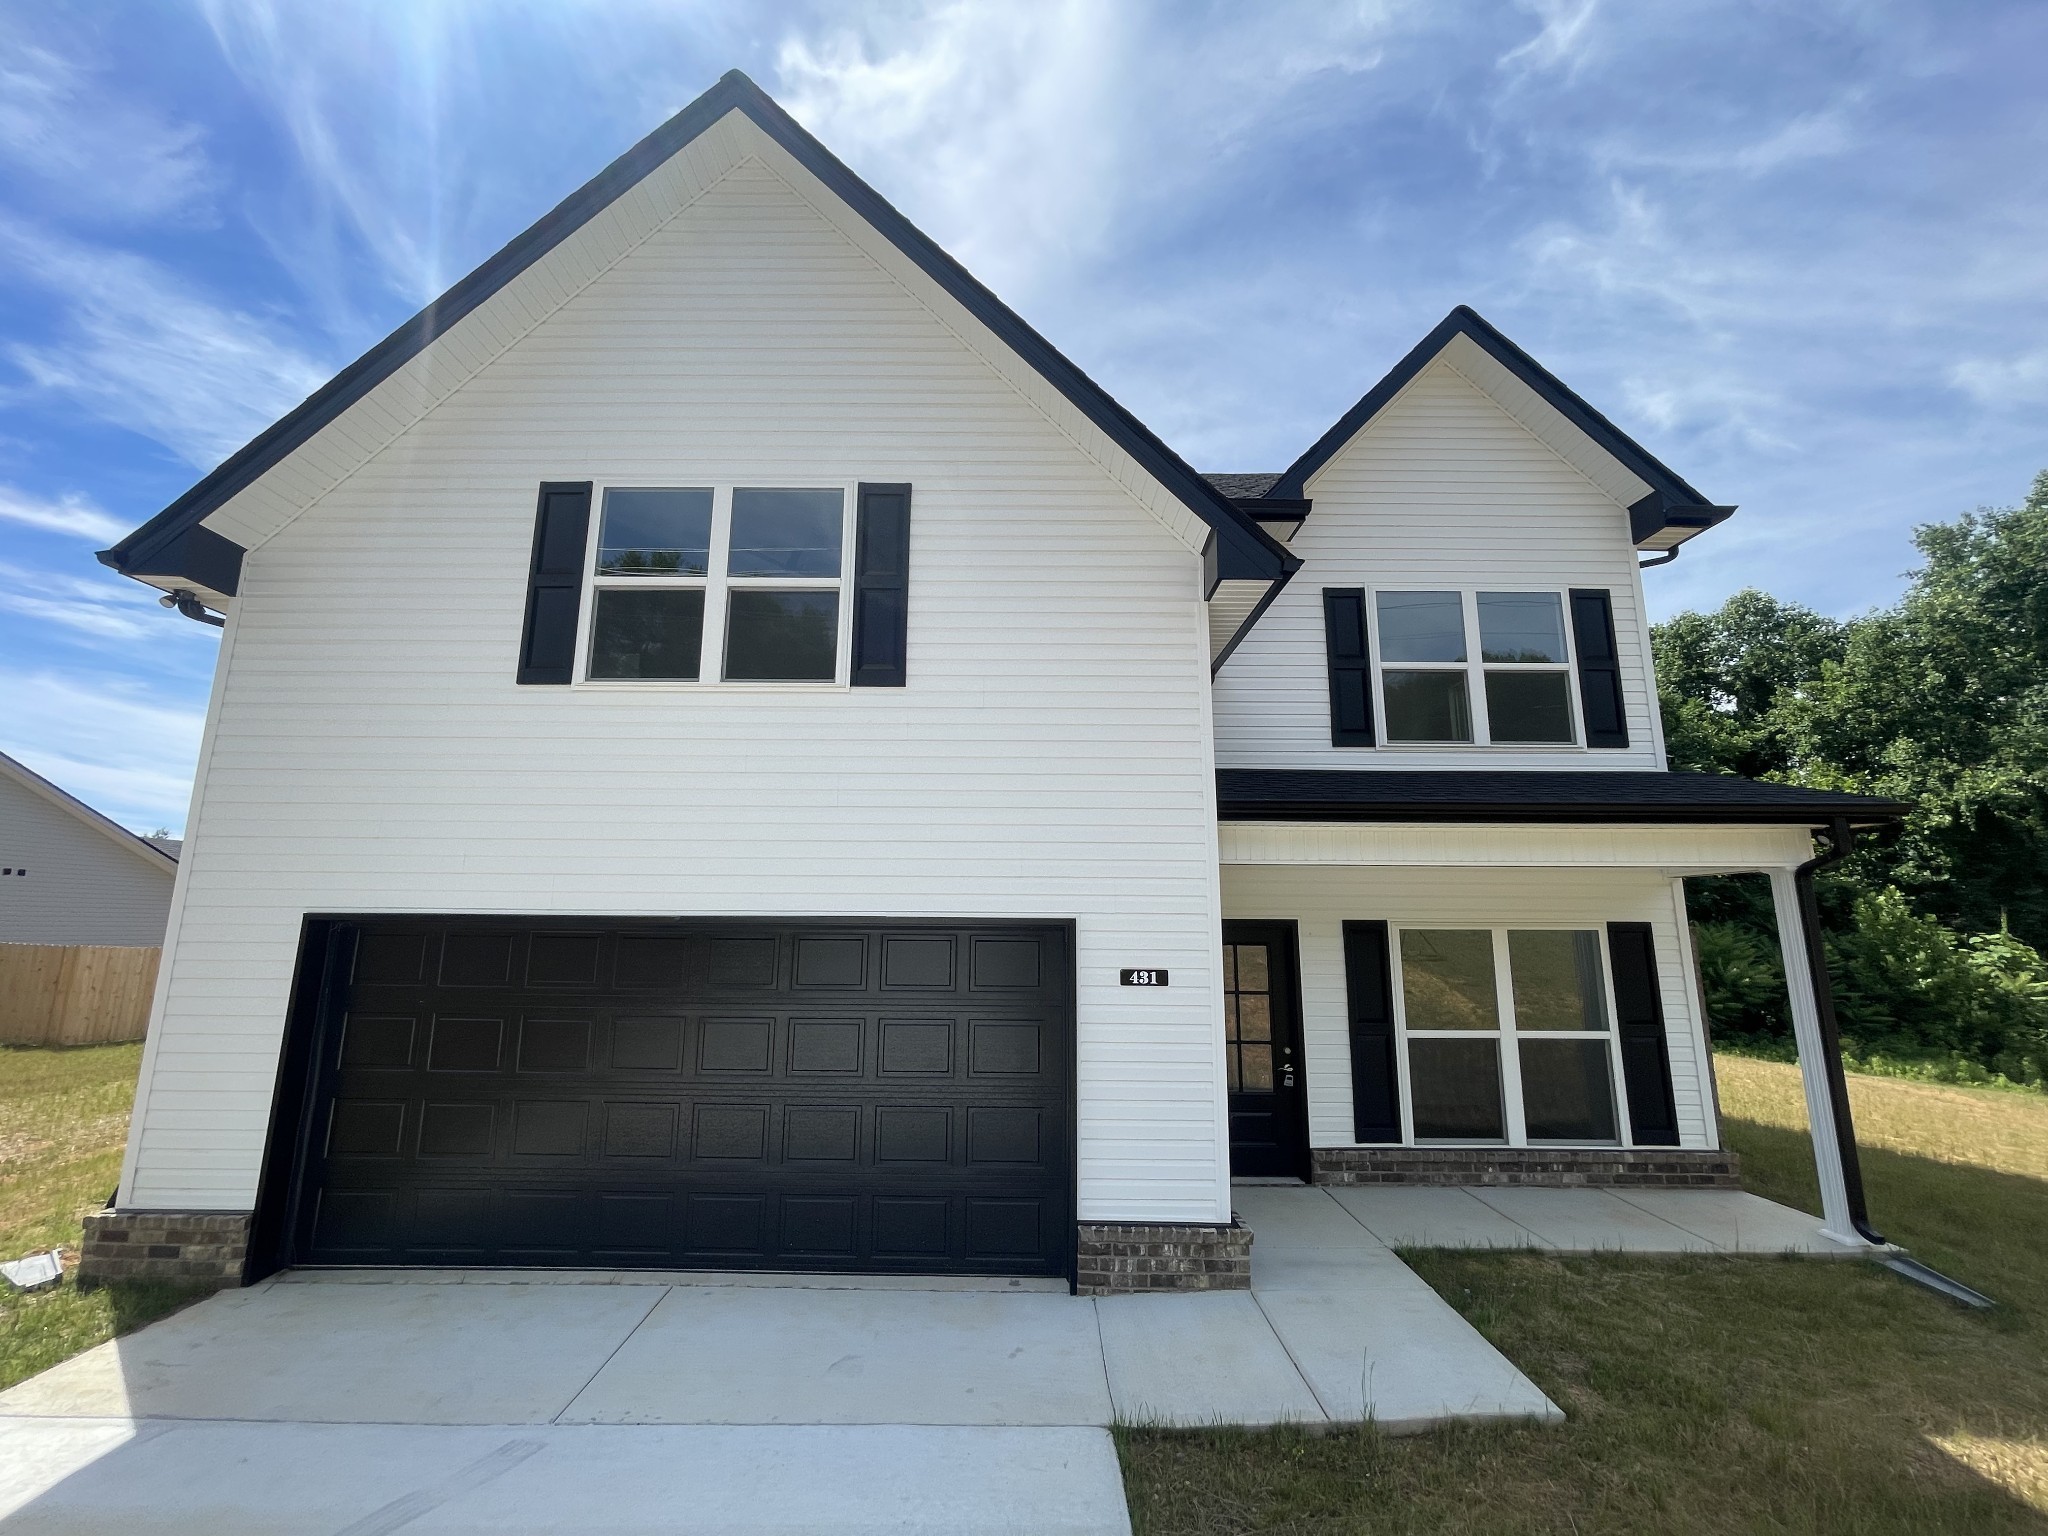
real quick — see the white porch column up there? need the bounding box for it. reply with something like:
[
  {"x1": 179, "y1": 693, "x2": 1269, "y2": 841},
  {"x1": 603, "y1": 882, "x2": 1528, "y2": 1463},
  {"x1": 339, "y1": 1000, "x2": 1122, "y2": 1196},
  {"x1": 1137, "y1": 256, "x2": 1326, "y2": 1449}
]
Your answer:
[{"x1": 1767, "y1": 867, "x2": 1866, "y2": 1248}]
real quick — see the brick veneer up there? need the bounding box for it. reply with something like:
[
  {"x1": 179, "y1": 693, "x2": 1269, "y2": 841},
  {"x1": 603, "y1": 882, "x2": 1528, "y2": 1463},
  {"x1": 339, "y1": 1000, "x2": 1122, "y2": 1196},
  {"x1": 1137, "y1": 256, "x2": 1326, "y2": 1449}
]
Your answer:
[
  {"x1": 76, "y1": 1211, "x2": 251, "y2": 1289},
  {"x1": 1311, "y1": 1148, "x2": 1741, "y2": 1188},
  {"x1": 1074, "y1": 1220, "x2": 1252, "y2": 1295}
]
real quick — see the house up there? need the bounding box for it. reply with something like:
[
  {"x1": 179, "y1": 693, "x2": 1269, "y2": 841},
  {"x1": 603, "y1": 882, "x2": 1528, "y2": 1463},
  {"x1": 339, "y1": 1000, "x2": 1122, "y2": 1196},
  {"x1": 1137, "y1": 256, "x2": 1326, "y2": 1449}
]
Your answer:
[
  {"x1": 83, "y1": 71, "x2": 1904, "y2": 1293},
  {"x1": 0, "y1": 750, "x2": 178, "y2": 947}
]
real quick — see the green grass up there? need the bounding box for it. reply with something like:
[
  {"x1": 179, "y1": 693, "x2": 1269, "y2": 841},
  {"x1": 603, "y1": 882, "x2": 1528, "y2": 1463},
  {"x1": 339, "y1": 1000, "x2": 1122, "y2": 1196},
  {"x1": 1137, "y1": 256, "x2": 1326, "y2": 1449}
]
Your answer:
[
  {"x1": 0, "y1": 1044, "x2": 210, "y2": 1392},
  {"x1": 1118, "y1": 1056, "x2": 2048, "y2": 1533}
]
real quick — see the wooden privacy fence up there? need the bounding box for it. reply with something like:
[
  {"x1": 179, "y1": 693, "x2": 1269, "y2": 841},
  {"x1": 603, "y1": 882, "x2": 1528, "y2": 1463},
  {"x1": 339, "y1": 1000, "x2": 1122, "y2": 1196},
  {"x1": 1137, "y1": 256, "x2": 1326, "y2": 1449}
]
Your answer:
[{"x1": 0, "y1": 944, "x2": 160, "y2": 1046}]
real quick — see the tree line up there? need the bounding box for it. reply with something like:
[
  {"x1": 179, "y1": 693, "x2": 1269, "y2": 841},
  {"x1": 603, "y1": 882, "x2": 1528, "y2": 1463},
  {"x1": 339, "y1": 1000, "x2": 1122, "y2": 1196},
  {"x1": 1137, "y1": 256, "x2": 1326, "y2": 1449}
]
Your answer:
[{"x1": 1655, "y1": 471, "x2": 2048, "y2": 1088}]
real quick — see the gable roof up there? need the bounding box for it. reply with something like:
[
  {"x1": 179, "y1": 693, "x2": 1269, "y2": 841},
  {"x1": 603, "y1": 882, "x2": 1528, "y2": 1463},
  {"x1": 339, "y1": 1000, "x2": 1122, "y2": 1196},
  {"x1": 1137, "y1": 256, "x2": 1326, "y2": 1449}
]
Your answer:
[
  {"x1": 1266, "y1": 306, "x2": 1735, "y2": 550},
  {"x1": 0, "y1": 750, "x2": 180, "y2": 874},
  {"x1": 99, "y1": 69, "x2": 1295, "y2": 600}
]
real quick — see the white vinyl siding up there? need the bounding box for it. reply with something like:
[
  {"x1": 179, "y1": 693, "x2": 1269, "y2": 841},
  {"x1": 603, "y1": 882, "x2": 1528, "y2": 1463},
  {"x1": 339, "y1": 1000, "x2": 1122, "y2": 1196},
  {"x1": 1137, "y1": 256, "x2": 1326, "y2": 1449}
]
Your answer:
[
  {"x1": 1220, "y1": 863, "x2": 1716, "y2": 1150},
  {"x1": 1212, "y1": 359, "x2": 1665, "y2": 770},
  {"x1": 124, "y1": 155, "x2": 1228, "y2": 1224},
  {"x1": 0, "y1": 771, "x2": 175, "y2": 947}
]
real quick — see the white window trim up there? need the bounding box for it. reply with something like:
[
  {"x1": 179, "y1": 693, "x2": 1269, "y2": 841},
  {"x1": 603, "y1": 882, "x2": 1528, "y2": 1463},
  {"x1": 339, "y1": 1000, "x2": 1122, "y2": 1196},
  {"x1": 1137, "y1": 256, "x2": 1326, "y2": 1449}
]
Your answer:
[
  {"x1": 574, "y1": 482, "x2": 857, "y2": 690},
  {"x1": 1390, "y1": 922, "x2": 1637, "y2": 1148},
  {"x1": 1368, "y1": 587, "x2": 1581, "y2": 749}
]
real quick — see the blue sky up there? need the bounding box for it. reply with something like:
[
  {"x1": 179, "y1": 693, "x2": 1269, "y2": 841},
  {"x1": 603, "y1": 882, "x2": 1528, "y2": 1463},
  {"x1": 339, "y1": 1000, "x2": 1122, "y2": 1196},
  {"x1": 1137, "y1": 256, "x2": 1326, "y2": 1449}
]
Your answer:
[{"x1": 0, "y1": 0, "x2": 2043, "y2": 834}]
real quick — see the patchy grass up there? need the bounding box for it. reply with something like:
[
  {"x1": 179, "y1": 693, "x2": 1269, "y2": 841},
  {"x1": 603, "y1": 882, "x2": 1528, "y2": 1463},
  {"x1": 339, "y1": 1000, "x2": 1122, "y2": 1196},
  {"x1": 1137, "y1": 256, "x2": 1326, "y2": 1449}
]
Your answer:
[
  {"x1": 0, "y1": 1044, "x2": 210, "y2": 1392},
  {"x1": 1118, "y1": 1056, "x2": 2048, "y2": 1533}
]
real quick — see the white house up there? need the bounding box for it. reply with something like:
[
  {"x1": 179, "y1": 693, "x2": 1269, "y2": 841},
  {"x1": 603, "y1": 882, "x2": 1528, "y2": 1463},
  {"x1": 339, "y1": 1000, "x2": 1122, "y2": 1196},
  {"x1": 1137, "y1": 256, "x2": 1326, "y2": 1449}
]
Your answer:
[
  {"x1": 0, "y1": 750, "x2": 178, "y2": 948},
  {"x1": 86, "y1": 72, "x2": 1902, "y2": 1292}
]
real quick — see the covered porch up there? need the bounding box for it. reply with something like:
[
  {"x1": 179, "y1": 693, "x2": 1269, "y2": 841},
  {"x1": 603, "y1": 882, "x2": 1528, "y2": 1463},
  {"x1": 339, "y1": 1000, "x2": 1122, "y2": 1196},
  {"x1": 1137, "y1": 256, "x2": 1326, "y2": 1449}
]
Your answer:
[{"x1": 1215, "y1": 768, "x2": 1911, "y2": 1251}]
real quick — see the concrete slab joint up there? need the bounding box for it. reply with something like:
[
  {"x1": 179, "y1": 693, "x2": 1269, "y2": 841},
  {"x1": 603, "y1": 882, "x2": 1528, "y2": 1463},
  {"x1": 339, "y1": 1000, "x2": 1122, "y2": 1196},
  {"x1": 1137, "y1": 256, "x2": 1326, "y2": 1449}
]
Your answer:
[
  {"x1": 1074, "y1": 1220, "x2": 1252, "y2": 1296},
  {"x1": 1311, "y1": 1148, "x2": 1741, "y2": 1189},
  {"x1": 77, "y1": 1210, "x2": 251, "y2": 1289}
]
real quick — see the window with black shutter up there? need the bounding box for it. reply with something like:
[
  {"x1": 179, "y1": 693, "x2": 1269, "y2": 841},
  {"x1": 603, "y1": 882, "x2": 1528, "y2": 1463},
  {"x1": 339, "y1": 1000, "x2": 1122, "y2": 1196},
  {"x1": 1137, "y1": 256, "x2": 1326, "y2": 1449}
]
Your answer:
[
  {"x1": 1569, "y1": 589, "x2": 1630, "y2": 749},
  {"x1": 516, "y1": 482, "x2": 593, "y2": 684},
  {"x1": 1324, "y1": 589, "x2": 1375, "y2": 746}
]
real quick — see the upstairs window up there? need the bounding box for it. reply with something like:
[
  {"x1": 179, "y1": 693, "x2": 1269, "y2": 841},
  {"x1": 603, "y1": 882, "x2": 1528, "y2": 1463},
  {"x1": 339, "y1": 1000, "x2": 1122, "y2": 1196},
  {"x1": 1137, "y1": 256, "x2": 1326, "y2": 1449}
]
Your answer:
[
  {"x1": 585, "y1": 486, "x2": 849, "y2": 684},
  {"x1": 1373, "y1": 589, "x2": 1576, "y2": 745}
]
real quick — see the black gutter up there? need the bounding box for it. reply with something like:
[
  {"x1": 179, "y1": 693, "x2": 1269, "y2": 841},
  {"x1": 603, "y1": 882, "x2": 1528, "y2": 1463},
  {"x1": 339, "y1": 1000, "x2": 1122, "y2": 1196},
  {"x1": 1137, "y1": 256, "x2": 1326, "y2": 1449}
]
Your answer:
[
  {"x1": 1793, "y1": 818, "x2": 1994, "y2": 1308},
  {"x1": 1791, "y1": 817, "x2": 1883, "y2": 1244},
  {"x1": 1217, "y1": 802, "x2": 1911, "y2": 827}
]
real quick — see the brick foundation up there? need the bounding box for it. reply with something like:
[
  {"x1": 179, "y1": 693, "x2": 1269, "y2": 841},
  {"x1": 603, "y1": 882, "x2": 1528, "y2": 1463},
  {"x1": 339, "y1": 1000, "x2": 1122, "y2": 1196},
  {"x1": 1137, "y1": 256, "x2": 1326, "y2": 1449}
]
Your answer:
[
  {"x1": 1075, "y1": 1221, "x2": 1253, "y2": 1295},
  {"x1": 1311, "y1": 1147, "x2": 1741, "y2": 1188},
  {"x1": 77, "y1": 1211, "x2": 252, "y2": 1290}
]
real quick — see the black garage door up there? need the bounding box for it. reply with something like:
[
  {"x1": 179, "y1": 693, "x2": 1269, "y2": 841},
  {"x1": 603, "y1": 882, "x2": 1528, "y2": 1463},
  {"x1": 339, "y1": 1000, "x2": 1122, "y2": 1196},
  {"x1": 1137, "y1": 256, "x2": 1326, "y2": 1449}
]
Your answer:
[{"x1": 268, "y1": 918, "x2": 1073, "y2": 1277}]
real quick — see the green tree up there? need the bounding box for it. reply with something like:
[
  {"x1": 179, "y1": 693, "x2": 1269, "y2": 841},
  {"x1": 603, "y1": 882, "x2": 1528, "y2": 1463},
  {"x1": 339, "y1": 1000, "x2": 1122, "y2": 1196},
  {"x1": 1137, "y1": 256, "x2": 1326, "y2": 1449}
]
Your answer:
[{"x1": 1655, "y1": 472, "x2": 2048, "y2": 1079}]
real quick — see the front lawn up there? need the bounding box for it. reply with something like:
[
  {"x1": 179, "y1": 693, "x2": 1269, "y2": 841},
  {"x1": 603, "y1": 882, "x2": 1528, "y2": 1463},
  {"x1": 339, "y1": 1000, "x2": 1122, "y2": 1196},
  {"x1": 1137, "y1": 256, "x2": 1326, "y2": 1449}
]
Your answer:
[
  {"x1": 0, "y1": 1044, "x2": 209, "y2": 1392},
  {"x1": 1118, "y1": 1056, "x2": 2048, "y2": 1534}
]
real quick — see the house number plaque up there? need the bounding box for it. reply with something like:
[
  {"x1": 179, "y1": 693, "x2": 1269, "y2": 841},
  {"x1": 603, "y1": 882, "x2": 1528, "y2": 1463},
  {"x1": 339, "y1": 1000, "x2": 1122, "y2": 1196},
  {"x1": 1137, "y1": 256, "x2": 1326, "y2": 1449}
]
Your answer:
[{"x1": 1119, "y1": 969, "x2": 1169, "y2": 986}]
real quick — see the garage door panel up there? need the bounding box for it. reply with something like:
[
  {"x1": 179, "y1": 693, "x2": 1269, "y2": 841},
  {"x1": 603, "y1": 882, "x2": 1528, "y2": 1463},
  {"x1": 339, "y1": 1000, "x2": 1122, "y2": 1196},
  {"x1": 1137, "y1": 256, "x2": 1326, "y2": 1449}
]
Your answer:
[{"x1": 292, "y1": 920, "x2": 1072, "y2": 1276}]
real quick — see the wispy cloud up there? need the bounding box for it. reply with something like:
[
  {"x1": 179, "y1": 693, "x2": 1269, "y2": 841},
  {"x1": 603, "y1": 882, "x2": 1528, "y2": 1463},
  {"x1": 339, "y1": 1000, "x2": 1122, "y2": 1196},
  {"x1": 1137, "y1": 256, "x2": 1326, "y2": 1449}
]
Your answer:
[
  {"x1": 0, "y1": 219, "x2": 329, "y2": 468},
  {"x1": 0, "y1": 21, "x2": 217, "y2": 224},
  {"x1": 0, "y1": 485, "x2": 127, "y2": 543},
  {"x1": 0, "y1": 670, "x2": 207, "y2": 835}
]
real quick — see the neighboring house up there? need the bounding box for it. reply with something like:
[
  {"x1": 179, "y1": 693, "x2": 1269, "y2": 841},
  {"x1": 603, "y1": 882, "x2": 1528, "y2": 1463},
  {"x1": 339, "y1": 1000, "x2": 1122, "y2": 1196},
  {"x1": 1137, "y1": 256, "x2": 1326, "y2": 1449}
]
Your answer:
[
  {"x1": 0, "y1": 750, "x2": 178, "y2": 947},
  {"x1": 87, "y1": 72, "x2": 1902, "y2": 1293}
]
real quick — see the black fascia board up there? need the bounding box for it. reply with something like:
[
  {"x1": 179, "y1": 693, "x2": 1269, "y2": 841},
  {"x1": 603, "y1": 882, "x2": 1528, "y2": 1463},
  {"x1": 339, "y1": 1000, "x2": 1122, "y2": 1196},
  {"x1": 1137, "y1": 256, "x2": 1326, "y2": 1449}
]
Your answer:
[
  {"x1": 106, "y1": 523, "x2": 246, "y2": 598},
  {"x1": 1215, "y1": 769, "x2": 1910, "y2": 827},
  {"x1": 1268, "y1": 306, "x2": 1733, "y2": 547},
  {"x1": 100, "y1": 69, "x2": 1297, "y2": 590}
]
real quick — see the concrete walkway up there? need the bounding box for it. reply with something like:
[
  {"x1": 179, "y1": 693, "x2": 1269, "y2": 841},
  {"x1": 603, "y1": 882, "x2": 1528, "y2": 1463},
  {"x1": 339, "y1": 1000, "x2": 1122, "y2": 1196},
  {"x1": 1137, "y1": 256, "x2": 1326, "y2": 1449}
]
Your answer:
[
  {"x1": 1324, "y1": 1184, "x2": 1857, "y2": 1255},
  {"x1": 0, "y1": 1184, "x2": 1841, "y2": 1532}
]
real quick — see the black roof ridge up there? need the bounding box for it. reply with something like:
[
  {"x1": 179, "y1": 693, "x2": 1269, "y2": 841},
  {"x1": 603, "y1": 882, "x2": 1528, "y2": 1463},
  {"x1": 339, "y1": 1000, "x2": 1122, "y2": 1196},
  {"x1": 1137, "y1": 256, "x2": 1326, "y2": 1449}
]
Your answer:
[
  {"x1": 1267, "y1": 307, "x2": 1730, "y2": 543},
  {"x1": 102, "y1": 69, "x2": 1295, "y2": 589}
]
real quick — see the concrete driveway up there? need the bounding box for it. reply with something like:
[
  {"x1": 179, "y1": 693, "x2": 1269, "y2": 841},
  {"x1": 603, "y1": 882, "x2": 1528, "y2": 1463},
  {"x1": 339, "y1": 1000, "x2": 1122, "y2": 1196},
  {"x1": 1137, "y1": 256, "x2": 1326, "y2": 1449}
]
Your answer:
[{"x1": 0, "y1": 1187, "x2": 1569, "y2": 1534}]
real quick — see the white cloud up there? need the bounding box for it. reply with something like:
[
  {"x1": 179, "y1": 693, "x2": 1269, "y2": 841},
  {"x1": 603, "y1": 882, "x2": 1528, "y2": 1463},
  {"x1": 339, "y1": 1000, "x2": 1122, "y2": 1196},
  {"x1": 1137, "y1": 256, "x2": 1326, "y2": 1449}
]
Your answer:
[
  {"x1": 0, "y1": 671, "x2": 207, "y2": 835},
  {"x1": 0, "y1": 485, "x2": 128, "y2": 543},
  {"x1": 1949, "y1": 348, "x2": 2048, "y2": 406},
  {"x1": 0, "y1": 219, "x2": 329, "y2": 468},
  {"x1": 0, "y1": 24, "x2": 217, "y2": 224}
]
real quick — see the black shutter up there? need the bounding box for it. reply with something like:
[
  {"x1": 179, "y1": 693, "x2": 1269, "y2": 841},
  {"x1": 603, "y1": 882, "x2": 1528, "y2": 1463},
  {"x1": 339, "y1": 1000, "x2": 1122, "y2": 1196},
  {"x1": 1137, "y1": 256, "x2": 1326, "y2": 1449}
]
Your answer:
[
  {"x1": 851, "y1": 483, "x2": 911, "y2": 688},
  {"x1": 1569, "y1": 588, "x2": 1629, "y2": 748},
  {"x1": 1608, "y1": 922, "x2": 1679, "y2": 1145},
  {"x1": 1324, "y1": 588, "x2": 1375, "y2": 747},
  {"x1": 516, "y1": 482, "x2": 593, "y2": 685},
  {"x1": 1342, "y1": 920, "x2": 1402, "y2": 1142}
]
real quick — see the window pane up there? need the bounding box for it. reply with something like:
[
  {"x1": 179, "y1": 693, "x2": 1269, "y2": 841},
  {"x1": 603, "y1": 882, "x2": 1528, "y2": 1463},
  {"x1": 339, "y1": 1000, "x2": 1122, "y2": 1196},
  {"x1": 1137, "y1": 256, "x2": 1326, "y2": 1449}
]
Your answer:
[
  {"x1": 1409, "y1": 1038, "x2": 1504, "y2": 1139},
  {"x1": 1383, "y1": 670, "x2": 1473, "y2": 742},
  {"x1": 1237, "y1": 945, "x2": 1268, "y2": 990},
  {"x1": 1400, "y1": 930, "x2": 1499, "y2": 1030},
  {"x1": 597, "y1": 489, "x2": 712, "y2": 576},
  {"x1": 729, "y1": 488, "x2": 844, "y2": 576},
  {"x1": 1509, "y1": 930, "x2": 1610, "y2": 1031},
  {"x1": 1376, "y1": 591, "x2": 1466, "y2": 661},
  {"x1": 1240, "y1": 1043, "x2": 1274, "y2": 1090},
  {"x1": 724, "y1": 589, "x2": 839, "y2": 680},
  {"x1": 1485, "y1": 671, "x2": 1574, "y2": 743},
  {"x1": 1477, "y1": 591, "x2": 1566, "y2": 662},
  {"x1": 1519, "y1": 1039, "x2": 1618, "y2": 1140},
  {"x1": 588, "y1": 588, "x2": 703, "y2": 679},
  {"x1": 1238, "y1": 995, "x2": 1272, "y2": 1042}
]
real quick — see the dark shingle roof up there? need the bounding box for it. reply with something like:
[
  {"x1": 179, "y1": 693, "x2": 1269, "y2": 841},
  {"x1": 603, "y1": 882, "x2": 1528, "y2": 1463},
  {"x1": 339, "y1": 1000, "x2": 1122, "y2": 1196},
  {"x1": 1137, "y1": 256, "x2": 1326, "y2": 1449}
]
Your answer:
[
  {"x1": 1203, "y1": 473, "x2": 1283, "y2": 500},
  {"x1": 1216, "y1": 770, "x2": 1909, "y2": 826}
]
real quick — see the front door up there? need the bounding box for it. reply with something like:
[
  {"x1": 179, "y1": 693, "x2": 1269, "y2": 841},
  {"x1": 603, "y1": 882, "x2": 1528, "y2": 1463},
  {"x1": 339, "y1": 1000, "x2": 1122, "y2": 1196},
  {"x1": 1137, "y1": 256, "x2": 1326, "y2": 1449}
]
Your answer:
[{"x1": 1221, "y1": 922, "x2": 1309, "y2": 1178}]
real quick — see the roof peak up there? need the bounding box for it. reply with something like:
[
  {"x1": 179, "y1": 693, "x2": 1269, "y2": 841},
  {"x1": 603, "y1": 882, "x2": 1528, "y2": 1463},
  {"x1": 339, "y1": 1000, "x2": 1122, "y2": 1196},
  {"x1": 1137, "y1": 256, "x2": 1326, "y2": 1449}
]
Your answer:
[{"x1": 101, "y1": 68, "x2": 1293, "y2": 597}]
